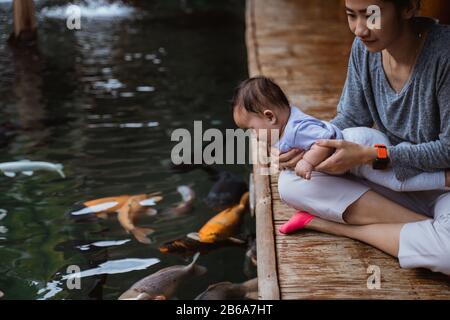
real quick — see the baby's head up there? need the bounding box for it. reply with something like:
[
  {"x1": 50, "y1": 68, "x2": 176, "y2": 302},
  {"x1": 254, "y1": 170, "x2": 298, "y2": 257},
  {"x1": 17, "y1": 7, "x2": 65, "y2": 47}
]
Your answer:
[{"x1": 231, "y1": 76, "x2": 291, "y2": 142}]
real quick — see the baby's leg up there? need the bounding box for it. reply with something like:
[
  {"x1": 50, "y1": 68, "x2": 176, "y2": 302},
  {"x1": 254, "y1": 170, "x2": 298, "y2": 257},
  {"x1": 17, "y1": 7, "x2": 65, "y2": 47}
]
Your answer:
[
  {"x1": 342, "y1": 127, "x2": 446, "y2": 192},
  {"x1": 341, "y1": 127, "x2": 391, "y2": 177}
]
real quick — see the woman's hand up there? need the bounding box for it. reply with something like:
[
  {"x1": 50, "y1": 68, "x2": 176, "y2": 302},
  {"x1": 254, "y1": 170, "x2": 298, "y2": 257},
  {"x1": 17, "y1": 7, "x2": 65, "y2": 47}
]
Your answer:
[
  {"x1": 271, "y1": 147, "x2": 305, "y2": 170},
  {"x1": 314, "y1": 139, "x2": 377, "y2": 175}
]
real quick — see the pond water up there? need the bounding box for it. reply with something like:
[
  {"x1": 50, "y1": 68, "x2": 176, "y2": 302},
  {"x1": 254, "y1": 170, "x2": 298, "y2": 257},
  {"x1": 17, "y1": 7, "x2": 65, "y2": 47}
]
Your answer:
[{"x1": 0, "y1": 0, "x2": 252, "y2": 300}]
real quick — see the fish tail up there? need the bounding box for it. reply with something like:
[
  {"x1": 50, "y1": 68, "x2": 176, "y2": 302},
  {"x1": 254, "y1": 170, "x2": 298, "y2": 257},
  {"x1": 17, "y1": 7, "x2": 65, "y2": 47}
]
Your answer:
[
  {"x1": 186, "y1": 232, "x2": 200, "y2": 241},
  {"x1": 57, "y1": 169, "x2": 66, "y2": 178},
  {"x1": 239, "y1": 192, "x2": 250, "y2": 208},
  {"x1": 131, "y1": 227, "x2": 154, "y2": 244},
  {"x1": 54, "y1": 164, "x2": 65, "y2": 178}
]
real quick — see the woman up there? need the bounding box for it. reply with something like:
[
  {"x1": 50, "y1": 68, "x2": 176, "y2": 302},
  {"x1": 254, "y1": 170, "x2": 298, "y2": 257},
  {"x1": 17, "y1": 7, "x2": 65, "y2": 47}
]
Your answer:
[{"x1": 277, "y1": 0, "x2": 450, "y2": 274}]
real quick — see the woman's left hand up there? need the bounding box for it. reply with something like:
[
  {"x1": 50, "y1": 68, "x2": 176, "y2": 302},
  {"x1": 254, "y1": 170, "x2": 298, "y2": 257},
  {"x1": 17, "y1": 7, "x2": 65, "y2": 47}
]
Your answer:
[{"x1": 314, "y1": 139, "x2": 377, "y2": 175}]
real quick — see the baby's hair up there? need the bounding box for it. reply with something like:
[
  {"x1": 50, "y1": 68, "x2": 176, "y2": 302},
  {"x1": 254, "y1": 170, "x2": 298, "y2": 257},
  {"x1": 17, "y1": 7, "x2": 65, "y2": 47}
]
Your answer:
[{"x1": 231, "y1": 76, "x2": 290, "y2": 114}]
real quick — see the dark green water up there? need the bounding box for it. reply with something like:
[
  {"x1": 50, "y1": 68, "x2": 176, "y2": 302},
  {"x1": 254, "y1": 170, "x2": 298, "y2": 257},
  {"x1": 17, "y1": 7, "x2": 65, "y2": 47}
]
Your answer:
[{"x1": 0, "y1": 0, "x2": 253, "y2": 300}]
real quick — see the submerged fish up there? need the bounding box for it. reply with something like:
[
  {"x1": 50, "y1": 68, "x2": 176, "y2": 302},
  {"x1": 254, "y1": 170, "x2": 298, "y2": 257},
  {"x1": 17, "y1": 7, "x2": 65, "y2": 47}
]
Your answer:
[
  {"x1": 159, "y1": 233, "x2": 246, "y2": 257},
  {"x1": 169, "y1": 163, "x2": 247, "y2": 211},
  {"x1": 0, "y1": 160, "x2": 65, "y2": 178},
  {"x1": 204, "y1": 171, "x2": 248, "y2": 211},
  {"x1": 189, "y1": 192, "x2": 249, "y2": 244},
  {"x1": 118, "y1": 252, "x2": 207, "y2": 300},
  {"x1": 163, "y1": 185, "x2": 195, "y2": 216},
  {"x1": 118, "y1": 194, "x2": 162, "y2": 244},
  {"x1": 195, "y1": 278, "x2": 258, "y2": 300},
  {"x1": 67, "y1": 193, "x2": 161, "y2": 219}
]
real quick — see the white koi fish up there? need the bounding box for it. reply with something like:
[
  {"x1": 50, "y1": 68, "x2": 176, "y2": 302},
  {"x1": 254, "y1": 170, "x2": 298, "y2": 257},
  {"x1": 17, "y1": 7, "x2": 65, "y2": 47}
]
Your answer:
[{"x1": 0, "y1": 160, "x2": 65, "y2": 178}]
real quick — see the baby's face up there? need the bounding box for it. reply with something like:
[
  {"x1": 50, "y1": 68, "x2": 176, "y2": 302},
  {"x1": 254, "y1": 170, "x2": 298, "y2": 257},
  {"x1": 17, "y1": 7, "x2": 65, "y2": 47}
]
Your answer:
[{"x1": 233, "y1": 105, "x2": 281, "y2": 144}]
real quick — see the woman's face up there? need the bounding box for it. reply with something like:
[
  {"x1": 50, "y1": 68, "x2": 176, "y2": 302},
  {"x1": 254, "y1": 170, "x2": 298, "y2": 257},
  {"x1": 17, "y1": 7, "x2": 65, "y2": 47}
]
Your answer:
[{"x1": 345, "y1": 0, "x2": 409, "y2": 52}]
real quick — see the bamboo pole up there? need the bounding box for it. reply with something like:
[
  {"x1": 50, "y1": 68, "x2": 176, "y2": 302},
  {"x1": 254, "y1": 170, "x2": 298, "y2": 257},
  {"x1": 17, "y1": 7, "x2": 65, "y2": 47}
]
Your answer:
[
  {"x1": 246, "y1": 0, "x2": 281, "y2": 300},
  {"x1": 12, "y1": 0, "x2": 37, "y2": 41}
]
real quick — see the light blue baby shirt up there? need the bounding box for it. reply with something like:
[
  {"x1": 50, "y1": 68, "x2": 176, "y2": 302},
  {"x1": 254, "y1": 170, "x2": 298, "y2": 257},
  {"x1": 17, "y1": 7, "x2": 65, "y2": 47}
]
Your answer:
[{"x1": 274, "y1": 106, "x2": 343, "y2": 153}]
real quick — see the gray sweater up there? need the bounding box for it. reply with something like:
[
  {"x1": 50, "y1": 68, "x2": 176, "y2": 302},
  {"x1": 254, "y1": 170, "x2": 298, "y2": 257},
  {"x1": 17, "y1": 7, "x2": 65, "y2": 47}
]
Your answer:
[{"x1": 331, "y1": 18, "x2": 450, "y2": 181}]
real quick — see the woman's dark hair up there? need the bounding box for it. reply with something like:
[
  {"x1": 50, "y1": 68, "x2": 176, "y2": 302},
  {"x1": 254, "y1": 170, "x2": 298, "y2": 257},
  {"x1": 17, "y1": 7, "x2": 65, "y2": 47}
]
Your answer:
[
  {"x1": 385, "y1": 0, "x2": 421, "y2": 11},
  {"x1": 231, "y1": 76, "x2": 290, "y2": 114}
]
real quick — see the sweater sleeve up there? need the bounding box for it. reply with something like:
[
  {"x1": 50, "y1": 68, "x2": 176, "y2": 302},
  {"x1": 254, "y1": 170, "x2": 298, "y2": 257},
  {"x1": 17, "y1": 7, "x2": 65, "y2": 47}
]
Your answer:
[
  {"x1": 330, "y1": 38, "x2": 374, "y2": 130},
  {"x1": 388, "y1": 58, "x2": 450, "y2": 181}
]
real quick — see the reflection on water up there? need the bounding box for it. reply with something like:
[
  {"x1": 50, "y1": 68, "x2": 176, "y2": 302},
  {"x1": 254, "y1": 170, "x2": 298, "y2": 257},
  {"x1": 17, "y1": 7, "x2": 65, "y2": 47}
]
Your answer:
[
  {"x1": 76, "y1": 239, "x2": 130, "y2": 251},
  {"x1": 63, "y1": 257, "x2": 160, "y2": 279},
  {"x1": 41, "y1": 0, "x2": 134, "y2": 19},
  {"x1": 0, "y1": 0, "x2": 249, "y2": 299}
]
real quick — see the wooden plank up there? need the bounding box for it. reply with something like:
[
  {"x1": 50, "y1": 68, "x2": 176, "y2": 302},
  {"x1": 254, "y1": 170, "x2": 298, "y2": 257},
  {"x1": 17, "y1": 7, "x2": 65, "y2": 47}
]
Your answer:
[
  {"x1": 275, "y1": 228, "x2": 450, "y2": 299},
  {"x1": 247, "y1": 0, "x2": 450, "y2": 300},
  {"x1": 246, "y1": 0, "x2": 280, "y2": 300}
]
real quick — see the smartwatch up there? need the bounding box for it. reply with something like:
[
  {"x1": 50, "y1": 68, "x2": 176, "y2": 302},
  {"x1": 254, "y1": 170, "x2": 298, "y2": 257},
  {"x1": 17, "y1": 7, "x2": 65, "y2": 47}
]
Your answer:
[{"x1": 372, "y1": 144, "x2": 390, "y2": 170}]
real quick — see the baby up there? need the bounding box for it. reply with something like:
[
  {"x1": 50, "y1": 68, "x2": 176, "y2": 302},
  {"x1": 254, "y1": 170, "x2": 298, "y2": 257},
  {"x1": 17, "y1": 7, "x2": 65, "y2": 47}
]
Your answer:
[{"x1": 232, "y1": 76, "x2": 447, "y2": 193}]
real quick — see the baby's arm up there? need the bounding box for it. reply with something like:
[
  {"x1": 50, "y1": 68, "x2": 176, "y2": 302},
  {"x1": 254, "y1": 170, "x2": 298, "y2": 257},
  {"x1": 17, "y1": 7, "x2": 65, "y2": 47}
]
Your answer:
[{"x1": 295, "y1": 144, "x2": 334, "y2": 180}]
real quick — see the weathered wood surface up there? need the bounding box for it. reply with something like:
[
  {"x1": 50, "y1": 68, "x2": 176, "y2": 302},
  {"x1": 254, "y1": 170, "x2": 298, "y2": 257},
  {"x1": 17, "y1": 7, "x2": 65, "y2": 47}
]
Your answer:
[{"x1": 246, "y1": 0, "x2": 450, "y2": 299}]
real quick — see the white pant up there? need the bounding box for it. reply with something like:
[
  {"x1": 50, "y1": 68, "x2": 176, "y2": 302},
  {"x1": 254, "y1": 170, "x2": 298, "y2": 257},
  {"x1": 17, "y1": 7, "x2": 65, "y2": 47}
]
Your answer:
[
  {"x1": 342, "y1": 127, "x2": 446, "y2": 192},
  {"x1": 278, "y1": 128, "x2": 450, "y2": 275}
]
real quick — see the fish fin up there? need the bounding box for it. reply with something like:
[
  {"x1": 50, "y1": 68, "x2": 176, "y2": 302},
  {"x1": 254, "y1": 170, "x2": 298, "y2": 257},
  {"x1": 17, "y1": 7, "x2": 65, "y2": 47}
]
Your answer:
[
  {"x1": 145, "y1": 191, "x2": 162, "y2": 198},
  {"x1": 139, "y1": 196, "x2": 162, "y2": 206},
  {"x1": 177, "y1": 185, "x2": 195, "y2": 202},
  {"x1": 119, "y1": 292, "x2": 151, "y2": 300},
  {"x1": 96, "y1": 213, "x2": 109, "y2": 219},
  {"x1": 193, "y1": 264, "x2": 208, "y2": 276},
  {"x1": 227, "y1": 237, "x2": 246, "y2": 245},
  {"x1": 22, "y1": 171, "x2": 34, "y2": 176},
  {"x1": 186, "y1": 232, "x2": 200, "y2": 241},
  {"x1": 137, "y1": 292, "x2": 152, "y2": 300},
  {"x1": 144, "y1": 208, "x2": 158, "y2": 217},
  {"x1": 188, "y1": 252, "x2": 207, "y2": 276},
  {"x1": 239, "y1": 192, "x2": 250, "y2": 208},
  {"x1": 57, "y1": 169, "x2": 66, "y2": 178},
  {"x1": 131, "y1": 227, "x2": 154, "y2": 244},
  {"x1": 191, "y1": 252, "x2": 201, "y2": 265},
  {"x1": 4, "y1": 172, "x2": 16, "y2": 178},
  {"x1": 245, "y1": 291, "x2": 259, "y2": 300},
  {"x1": 242, "y1": 278, "x2": 258, "y2": 292}
]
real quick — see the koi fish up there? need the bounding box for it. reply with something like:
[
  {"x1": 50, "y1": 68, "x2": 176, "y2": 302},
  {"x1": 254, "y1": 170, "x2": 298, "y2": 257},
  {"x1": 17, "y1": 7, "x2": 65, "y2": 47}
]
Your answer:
[
  {"x1": 117, "y1": 194, "x2": 162, "y2": 244},
  {"x1": 159, "y1": 233, "x2": 246, "y2": 257},
  {"x1": 118, "y1": 252, "x2": 207, "y2": 300},
  {"x1": 67, "y1": 192, "x2": 162, "y2": 219},
  {"x1": 195, "y1": 278, "x2": 258, "y2": 300},
  {"x1": 0, "y1": 160, "x2": 65, "y2": 178},
  {"x1": 188, "y1": 192, "x2": 249, "y2": 244},
  {"x1": 163, "y1": 185, "x2": 195, "y2": 216}
]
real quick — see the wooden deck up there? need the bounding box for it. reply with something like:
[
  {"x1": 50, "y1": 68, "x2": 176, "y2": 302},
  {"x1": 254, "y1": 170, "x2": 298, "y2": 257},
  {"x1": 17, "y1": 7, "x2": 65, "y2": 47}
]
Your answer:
[{"x1": 246, "y1": 0, "x2": 450, "y2": 300}]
